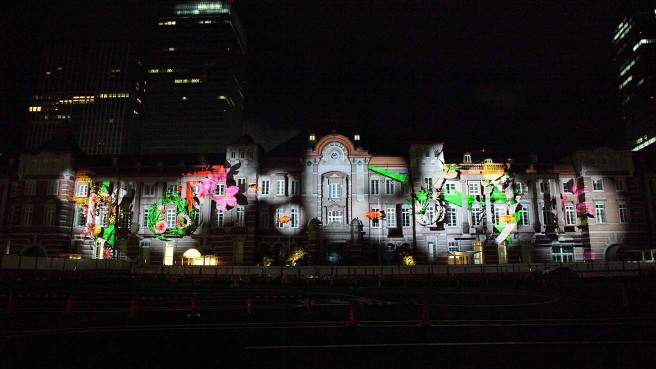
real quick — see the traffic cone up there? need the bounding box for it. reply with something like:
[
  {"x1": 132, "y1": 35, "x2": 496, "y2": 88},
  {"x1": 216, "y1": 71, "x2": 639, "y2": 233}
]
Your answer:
[
  {"x1": 348, "y1": 300, "x2": 358, "y2": 327},
  {"x1": 187, "y1": 295, "x2": 200, "y2": 318},
  {"x1": 129, "y1": 296, "x2": 141, "y2": 319},
  {"x1": 419, "y1": 302, "x2": 431, "y2": 327},
  {"x1": 304, "y1": 295, "x2": 313, "y2": 316},
  {"x1": 62, "y1": 294, "x2": 74, "y2": 316},
  {"x1": 244, "y1": 296, "x2": 253, "y2": 316},
  {"x1": 7, "y1": 293, "x2": 15, "y2": 315}
]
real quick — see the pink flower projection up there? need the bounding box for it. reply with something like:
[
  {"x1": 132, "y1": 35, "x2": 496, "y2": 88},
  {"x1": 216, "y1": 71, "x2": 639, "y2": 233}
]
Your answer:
[
  {"x1": 194, "y1": 169, "x2": 239, "y2": 211},
  {"x1": 155, "y1": 220, "x2": 168, "y2": 234}
]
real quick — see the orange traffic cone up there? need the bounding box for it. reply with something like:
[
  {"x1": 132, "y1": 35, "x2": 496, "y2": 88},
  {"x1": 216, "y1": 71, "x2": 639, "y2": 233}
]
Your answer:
[
  {"x1": 187, "y1": 295, "x2": 200, "y2": 318},
  {"x1": 62, "y1": 294, "x2": 74, "y2": 316},
  {"x1": 7, "y1": 293, "x2": 15, "y2": 315},
  {"x1": 244, "y1": 296, "x2": 253, "y2": 316},
  {"x1": 304, "y1": 295, "x2": 313, "y2": 316},
  {"x1": 419, "y1": 302, "x2": 431, "y2": 327},
  {"x1": 348, "y1": 300, "x2": 358, "y2": 327},
  {"x1": 129, "y1": 296, "x2": 141, "y2": 319}
]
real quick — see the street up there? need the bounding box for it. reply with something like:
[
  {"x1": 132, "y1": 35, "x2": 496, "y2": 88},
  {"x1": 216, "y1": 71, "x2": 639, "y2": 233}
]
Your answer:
[{"x1": 1, "y1": 276, "x2": 655, "y2": 368}]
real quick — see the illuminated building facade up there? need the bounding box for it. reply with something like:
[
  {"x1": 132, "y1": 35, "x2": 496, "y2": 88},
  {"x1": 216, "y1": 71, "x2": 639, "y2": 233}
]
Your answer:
[
  {"x1": 0, "y1": 132, "x2": 652, "y2": 264},
  {"x1": 25, "y1": 41, "x2": 143, "y2": 155},
  {"x1": 613, "y1": 3, "x2": 656, "y2": 152},
  {"x1": 140, "y1": 0, "x2": 247, "y2": 154}
]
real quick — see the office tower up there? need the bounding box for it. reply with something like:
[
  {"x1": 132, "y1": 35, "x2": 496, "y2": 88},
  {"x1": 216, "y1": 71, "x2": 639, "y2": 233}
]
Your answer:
[
  {"x1": 140, "y1": 0, "x2": 247, "y2": 154},
  {"x1": 25, "y1": 41, "x2": 142, "y2": 155},
  {"x1": 613, "y1": 3, "x2": 656, "y2": 152}
]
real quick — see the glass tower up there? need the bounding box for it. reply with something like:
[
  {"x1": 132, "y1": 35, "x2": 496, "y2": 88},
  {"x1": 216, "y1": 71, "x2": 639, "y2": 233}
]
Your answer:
[
  {"x1": 613, "y1": 3, "x2": 656, "y2": 151},
  {"x1": 140, "y1": 0, "x2": 247, "y2": 154}
]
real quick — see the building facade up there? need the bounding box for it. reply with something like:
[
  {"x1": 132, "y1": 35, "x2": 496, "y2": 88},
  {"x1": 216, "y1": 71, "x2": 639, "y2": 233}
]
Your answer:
[
  {"x1": 25, "y1": 41, "x2": 143, "y2": 156},
  {"x1": 140, "y1": 0, "x2": 247, "y2": 154},
  {"x1": 1, "y1": 132, "x2": 653, "y2": 265},
  {"x1": 613, "y1": 3, "x2": 656, "y2": 152}
]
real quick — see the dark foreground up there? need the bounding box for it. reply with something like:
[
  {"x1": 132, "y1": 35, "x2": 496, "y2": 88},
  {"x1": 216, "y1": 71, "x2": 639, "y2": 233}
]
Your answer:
[{"x1": 1, "y1": 275, "x2": 654, "y2": 369}]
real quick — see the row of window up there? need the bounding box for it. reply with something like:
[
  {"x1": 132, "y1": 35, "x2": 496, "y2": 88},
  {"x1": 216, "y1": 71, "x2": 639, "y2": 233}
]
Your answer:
[{"x1": 259, "y1": 179, "x2": 297, "y2": 196}]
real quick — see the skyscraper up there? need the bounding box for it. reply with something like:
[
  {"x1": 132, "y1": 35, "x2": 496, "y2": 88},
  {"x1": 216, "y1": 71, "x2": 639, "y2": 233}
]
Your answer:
[
  {"x1": 140, "y1": 0, "x2": 247, "y2": 154},
  {"x1": 25, "y1": 41, "x2": 143, "y2": 155},
  {"x1": 613, "y1": 3, "x2": 656, "y2": 152}
]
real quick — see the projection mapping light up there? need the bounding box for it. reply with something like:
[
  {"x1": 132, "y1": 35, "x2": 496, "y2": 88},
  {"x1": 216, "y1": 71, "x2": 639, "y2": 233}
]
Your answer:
[{"x1": 76, "y1": 179, "x2": 117, "y2": 259}]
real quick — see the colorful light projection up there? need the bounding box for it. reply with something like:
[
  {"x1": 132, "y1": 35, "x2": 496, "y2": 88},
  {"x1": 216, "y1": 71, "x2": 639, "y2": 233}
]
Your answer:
[
  {"x1": 147, "y1": 186, "x2": 197, "y2": 241},
  {"x1": 75, "y1": 178, "x2": 117, "y2": 259}
]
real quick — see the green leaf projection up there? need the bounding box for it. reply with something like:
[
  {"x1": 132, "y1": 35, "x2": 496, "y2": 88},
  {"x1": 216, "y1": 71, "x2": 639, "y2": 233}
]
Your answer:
[
  {"x1": 367, "y1": 165, "x2": 408, "y2": 183},
  {"x1": 147, "y1": 187, "x2": 197, "y2": 241}
]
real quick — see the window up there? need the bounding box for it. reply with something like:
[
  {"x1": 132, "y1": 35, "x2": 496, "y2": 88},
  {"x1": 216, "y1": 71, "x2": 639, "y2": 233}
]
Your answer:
[
  {"x1": 22, "y1": 204, "x2": 33, "y2": 226},
  {"x1": 75, "y1": 206, "x2": 86, "y2": 227},
  {"x1": 370, "y1": 207, "x2": 381, "y2": 228},
  {"x1": 217, "y1": 209, "x2": 225, "y2": 227},
  {"x1": 327, "y1": 210, "x2": 342, "y2": 224},
  {"x1": 276, "y1": 179, "x2": 285, "y2": 195},
  {"x1": 471, "y1": 206, "x2": 482, "y2": 227},
  {"x1": 552, "y1": 245, "x2": 574, "y2": 262},
  {"x1": 77, "y1": 182, "x2": 89, "y2": 197},
  {"x1": 401, "y1": 207, "x2": 411, "y2": 227},
  {"x1": 565, "y1": 205, "x2": 577, "y2": 226},
  {"x1": 370, "y1": 179, "x2": 380, "y2": 195},
  {"x1": 166, "y1": 208, "x2": 176, "y2": 228},
  {"x1": 290, "y1": 180, "x2": 297, "y2": 195},
  {"x1": 239, "y1": 151, "x2": 245, "y2": 159},
  {"x1": 97, "y1": 205, "x2": 110, "y2": 227},
  {"x1": 236, "y1": 206, "x2": 245, "y2": 226},
  {"x1": 230, "y1": 151, "x2": 236, "y2": 159},
  {"x1": 47, "y1": 180, "x2": 59, "y2": 195},
  {"x1": 424, "y1": 177, "x2": 433, "y2": 189},
  {"x1": 445, "y1": 205, "x2": 457, "y2": 227},
  {"x1": 117, "y1": 210, "x2": 131, "y2": 228},
  {"x1": 385, "y1": 179, "x2": 395, "y2": 195},
  {"x1": 290, "y1": 207, "x2": 299, "y2": 228},
  {"x1": 24, "y1": 181, "x2": 36, "y2": 196},
  {"x1": 425, "y1": 205, "x2": 435, "y2": 224},
  {"x1": 615, "y1": 177, "x2": 627, "y2": 192},
  {"x1": 464, "y1": 154, "x2": 471, "y2": 163},
  {"x1": 44, "y1": 204, "x2": 56, "y2": 226},
  {"x1": 517, "y1": 206, "x2": 530, "y2": 226},
  {"x1": 592, "y1": 178, "x2": 604, "y2": 191},
  {"x1": 259, "y1": 206, "x2": 270, "y2": 228},
  {"x1": 215, "y1": 183, "x2": 225, "y2": 196},
  {"x1": 542, "y1": 206, "x2": 555, "y2": 226},
  {"x1": 594, "y1": 204, "x2": 606, "y2": 223},
  {"x1": 9, "y1": 205, "x2": 20, "y2": 226},
  {"x1": 515, "y1": 182, "x2": 527, "y2": 195},
  {"x1": 444, "y1": 182, "x2": 456, "y2": 194},
  {"x1": 330, "y1": 183, "x2": 341, "y2": 198},
  {"x1": 386, "y1": 207, "x2": 396, "y2": 227},
  {"x1": 468, "y1": 181, "x2": 480, "y2": 195},
  {"x1": 493, "y1": 206, "x2": 507, "y2": 225},
  {"x1": 10, "y1": 182, "x2": 18, "y2": 198},
  {"x1": 619, "y1": 204, "x2": 629, "y2": 223},
  {"x1": 261, "y1": 180, "x2": 270, "y2": 195},
  {"x1": 448, "y1": 240, "x2": 459, "y2": 252},
  {"x1": 562, "y1": 180, "x2": 573, "y2": 193},
  {"x1": 143, "y1": 183, "x2": 155, "y2": 197},
  {"x1": 142, "y1": 207, "x2": 149, "y2": 227},
  {"x1": 275, "y1": 208, "x2": 285, "y2": 228},
  {"x1": 539, "y1": 181, "x2": 550, "y2": 194}
]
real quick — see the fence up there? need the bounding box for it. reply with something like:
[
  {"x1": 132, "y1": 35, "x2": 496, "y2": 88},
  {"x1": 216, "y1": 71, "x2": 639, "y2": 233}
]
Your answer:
[{"x1": 1, "y1": 254, "x2": 653, "y2": 281}]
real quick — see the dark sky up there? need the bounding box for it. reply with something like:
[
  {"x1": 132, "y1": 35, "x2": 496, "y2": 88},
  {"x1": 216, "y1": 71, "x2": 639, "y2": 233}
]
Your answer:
[{"x1": 2, "y1": 1, "x2": 626, "y2": 158}]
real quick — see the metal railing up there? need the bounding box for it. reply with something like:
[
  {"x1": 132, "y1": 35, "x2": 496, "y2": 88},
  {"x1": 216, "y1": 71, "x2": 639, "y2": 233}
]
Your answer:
[{"x1": 3, "y1": 254, "x2": 652, "y2": 280}]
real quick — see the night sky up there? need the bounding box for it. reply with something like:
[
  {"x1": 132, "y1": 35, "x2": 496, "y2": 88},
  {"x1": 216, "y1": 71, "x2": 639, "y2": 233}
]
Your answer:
[{"x1": 2, "y1": 1, "x2": 626, "y2": 159}]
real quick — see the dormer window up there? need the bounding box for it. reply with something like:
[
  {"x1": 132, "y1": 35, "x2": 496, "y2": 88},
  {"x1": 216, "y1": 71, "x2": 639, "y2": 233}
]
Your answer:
[
  {"x1": 463, "y1": 153, "x2": 472, "y2": 163},
  {"x1": 309, "y1": 133, "x2": 316, "y2": 142},
  {"x1": 354, "y1": 134, "x2": 360, "y2": 141},
  {"x1": 484, "y1": 158, "x2": 493, "y2": 164}
]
